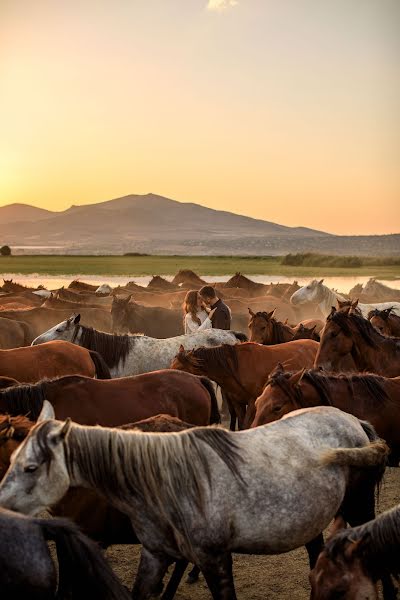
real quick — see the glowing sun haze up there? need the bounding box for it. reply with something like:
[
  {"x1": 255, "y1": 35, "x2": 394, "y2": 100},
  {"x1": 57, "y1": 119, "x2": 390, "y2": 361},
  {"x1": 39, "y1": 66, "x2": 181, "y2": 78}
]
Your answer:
[{"x1": 1, "y1": 0, "x2": 399, "y2": 235}]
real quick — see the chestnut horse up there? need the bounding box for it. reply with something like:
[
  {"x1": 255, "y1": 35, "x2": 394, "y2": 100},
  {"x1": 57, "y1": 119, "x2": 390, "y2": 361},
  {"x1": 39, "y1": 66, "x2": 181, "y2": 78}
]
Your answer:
[
  {"x1": 315, "y1": 307, "x2": 400, "y2": 377},
  {"x1": 252, "y1": 366, "x2": 400, "y2": 465},
  {"x1": 368, "y1": 307, "x2": 400, "y2": 337},
  {"x1": 0, "y1": 370, "x2": 219, "y2": 426},
  {"x1": 310, "y1": 511, "x2": 399, "y2": 600},
  {"x1": 248, "y1": 309, "x2": 322, "y2": 344},
  {"x1": 170, "y1": 340, "x2": 318, "y2": 429},
  {"x1": 0, "y1": 341, "x2": 110, "y2": 382}
]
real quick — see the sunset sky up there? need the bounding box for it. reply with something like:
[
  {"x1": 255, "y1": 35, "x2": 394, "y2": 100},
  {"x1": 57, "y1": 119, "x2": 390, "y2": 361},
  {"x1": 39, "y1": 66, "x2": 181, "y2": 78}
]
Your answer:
[{"x1": 1, "y1": 0, "x2": 399, "y2": 235}]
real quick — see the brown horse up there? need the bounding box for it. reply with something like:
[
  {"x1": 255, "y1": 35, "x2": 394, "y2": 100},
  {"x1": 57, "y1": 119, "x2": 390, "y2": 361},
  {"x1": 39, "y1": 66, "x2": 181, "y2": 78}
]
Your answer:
[
  {"x1": 0, "y1": 370, "x2": 219, "y2": 426},
  {"x1": 248, "y1": 309, "x2": 322, "y2": 344},
  {"x1": 170, "y1": 340, "x2": 318, "y2": 429},
  {"x1": 315, "y1": 307, "x2": 400, "y2": 377},
  {"x1": 0, "y1": 341, "x2": 110, "y2": 382},
  {"x1": 0, "y1": 306, "x2": 112, "y2": 340},
  {"x1": 368, "y1": 307, "x2": 400, "y2": 337},
  {"x1": 310, "y1": 512, "x2": 398, "y2": 600},
  {"x1": 0, "y1": 411, "x2": 199, "y2": 596},
  {"x1": 111, "y1": 296, "x2": 183, "y2": 337},
  {"x1": 252, "y1": 365, "x2": 400, "y2": 465}
]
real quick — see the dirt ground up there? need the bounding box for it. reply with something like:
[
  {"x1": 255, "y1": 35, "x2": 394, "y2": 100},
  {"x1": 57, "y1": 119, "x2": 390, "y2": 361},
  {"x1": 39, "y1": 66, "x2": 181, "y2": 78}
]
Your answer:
[{"x1": 105, "y1": 467, "x2": 400, "y2": 599}]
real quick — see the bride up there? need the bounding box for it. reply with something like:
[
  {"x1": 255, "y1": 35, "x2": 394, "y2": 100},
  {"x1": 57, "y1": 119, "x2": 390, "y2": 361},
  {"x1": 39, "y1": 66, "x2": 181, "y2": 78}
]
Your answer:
[{"x1": 183, "y1": 290, "x2": 216, "y2": 334}]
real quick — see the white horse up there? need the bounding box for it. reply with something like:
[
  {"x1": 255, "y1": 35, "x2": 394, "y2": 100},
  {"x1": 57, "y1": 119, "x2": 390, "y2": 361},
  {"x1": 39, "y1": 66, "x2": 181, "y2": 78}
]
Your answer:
[
  {"x1": 95, "y1": 284, "x2": 112, "y2": 295},
  {"x1": 31, "y1": 314, "x2": 247, "y2": 377},
  {"x1": 0, "y1": 402, "x2": 387, "y2": 599},
  {"x1": 290, "y1": 279, "x2": 400, "y2": 318}
]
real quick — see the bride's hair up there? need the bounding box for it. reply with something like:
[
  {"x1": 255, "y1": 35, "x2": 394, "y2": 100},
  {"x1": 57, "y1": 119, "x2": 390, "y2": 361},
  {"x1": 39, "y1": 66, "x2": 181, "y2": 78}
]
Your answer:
[{"x1": 183, "y1": 290, "x2": 201, "y2": 326}]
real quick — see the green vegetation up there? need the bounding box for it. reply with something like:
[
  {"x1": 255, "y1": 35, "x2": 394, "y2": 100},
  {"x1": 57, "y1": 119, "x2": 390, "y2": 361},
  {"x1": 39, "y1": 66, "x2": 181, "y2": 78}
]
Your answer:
[
  {"x1": 0, "y1": 254, "x2": 399, "y2": 279},
  {"x1": 282, "y1": 253, "x2": 400, "y2": 268}
]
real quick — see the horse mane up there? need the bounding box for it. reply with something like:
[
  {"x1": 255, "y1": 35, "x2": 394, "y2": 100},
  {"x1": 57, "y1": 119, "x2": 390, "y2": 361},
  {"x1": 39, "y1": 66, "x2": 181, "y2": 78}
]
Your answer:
[
  {"x1": 0, "y1": 383, "x2": 46, "y2": 420},
  {"x1": 0, "y1": 414, "x2": 34, "y2": 441},
  {"x1": 73, "y1": 325, "x2": 132, "y2": 368},
  {"x1": 368, "y1": 307, "x2": 397, "y2": 320},
  {"x1": 36, "y1": 422, "x2": 244, "y2": 557},
  {"x1": 329, "y1": 311, "x2": 385, "y2": 348},
  {"x1": 324, "y1": 505, "x2": 400, "y2": 578},
  {"x1": 182, "y1": 344, "x2": 239, "y2": 380}
]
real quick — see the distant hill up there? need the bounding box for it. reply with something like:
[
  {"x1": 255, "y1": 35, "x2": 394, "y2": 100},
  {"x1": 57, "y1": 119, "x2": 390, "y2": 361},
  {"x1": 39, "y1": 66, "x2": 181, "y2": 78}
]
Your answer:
[
  {"x1": 0, "y1": 203, "x2": 53, "y2": 224},
  {"x1": 0, "y1": 193, "x2": 398, "y2": 256}
]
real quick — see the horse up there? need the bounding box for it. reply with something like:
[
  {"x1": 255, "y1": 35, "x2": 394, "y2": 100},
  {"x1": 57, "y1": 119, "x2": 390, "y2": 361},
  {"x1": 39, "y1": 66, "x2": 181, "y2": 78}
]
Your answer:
[
  {"x1": 0, "y1": 305, "x2": 112, "y2": 340},
  {"x1": 315, "y1": 307, "x2": 400, "y2": 377},
  {"x1": 0, "y1": 370, "x2": 220, "y2": 426},
  {"x1": 172, "y1": 270, "x2": 207, "y2": 287},
  {"x1": 0, "y1": 340, "x2": 110, "y2": 382},
  {"x1": 0, "y1": 412, "x2": 200, "y2": 595},
  {"x1": 368, "y1": 307, "x2": 400, "y2": 337},
  {"x1": 171, "y1": 339, "x2": 319, "y2": 429},
  {"x1": 248, "y1": 308, "x2": 322, "y2": 344},
  {"x1": 310, "y1": 509, "x2": 400, "y2": 599},
  {"x1": 111, "y1": 295, "x2": 183, "y2": 337},
  {"x1": 0, "y1": 402, "x2": 388, "y2": 600},
  {"x1": 290, "y1": 279, "x2": 400, "y2": 318},
  {"x1": 363, "y1": 278, "x2": 400, "y2": 302},
  {"x1": 31, "y1": 314, "x2": 247, "y2": 376},
  {"x1": 0, "y1": 316, "x2": 33, "y2": 348},
  {"x1": 251, "y1": 365, "x2": 400, "y2": 465},
  {"x1": 0, "y1": 506, "x2": 130, "y2": 599}
]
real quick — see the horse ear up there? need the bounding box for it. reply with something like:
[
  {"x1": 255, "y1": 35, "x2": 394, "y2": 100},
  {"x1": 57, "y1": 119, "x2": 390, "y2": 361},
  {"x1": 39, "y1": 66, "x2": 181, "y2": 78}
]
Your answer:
[
  {"x1": 289, "y1": 368, "x2": 306, "y2": 386},
  {"x1": 248, "y1": 307, "x2": 255, "y2": 317},
  {"x1": 60, "y1": 418, "x2": 72, "y2": 438},
  {"x1": 351, "y1": 299, "x2": 359, "y2": 309},
  {"x1": 266, "y1": 309, "x2": 276, "y2": 320},
  {"x1": 125, "y1": 294, "x2": 133, "y2": 303},
  {"x1": 37, "y1": 400, "x2": 55, "y2": 422},
  {"x1": 382, "y1": 308, "x2": 392, "y2": 320},
  {"x1": 327, "y1": 515, "x2": 346, "y2": 540},
  {"x1": 328, "y1": 306, "x2": 336, "y2": 319},
  {"x1": 179, "y1": 344, "x2": 185, "y2": 353},
  {"x1": 275, "y1": 362, "x2": 284, "y2": 374},
  {"x1": 318, "y1": 279, "x2": 324, "y2": 285},
  {"x1": 337, "y1": 299, "x2": 345, "y2": 309},
  {"x1": 73, "y1": 314, "x2": 81, "y2": 325}
]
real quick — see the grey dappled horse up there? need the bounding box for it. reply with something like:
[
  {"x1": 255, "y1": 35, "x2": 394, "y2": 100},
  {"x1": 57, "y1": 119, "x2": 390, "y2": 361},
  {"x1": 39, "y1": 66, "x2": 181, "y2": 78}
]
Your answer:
[{"x1": 0, "y1": 403, "x2": 387, "y2": 599}]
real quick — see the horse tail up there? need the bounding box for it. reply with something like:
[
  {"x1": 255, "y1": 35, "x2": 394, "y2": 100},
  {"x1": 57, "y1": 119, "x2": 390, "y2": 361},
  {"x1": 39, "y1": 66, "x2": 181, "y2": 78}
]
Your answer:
[
  {"x1": 38, "y1": 517, "x2": 130, "y2": 600},
  {"x1": 321, "y1": 440, "x2": 389, "y2": 469},
  {"x1": 89, "y1": 350, "x2": 112, "y2": 379},
  {"x1": 232, "y1": 331, "x2": 248, "y2": 342},
  {"x1": 359, "y1": 419, "x2": 380, "y2": 442},
  {"x1": 199, "y1": 376, "x2": 221, "y2": 424}
]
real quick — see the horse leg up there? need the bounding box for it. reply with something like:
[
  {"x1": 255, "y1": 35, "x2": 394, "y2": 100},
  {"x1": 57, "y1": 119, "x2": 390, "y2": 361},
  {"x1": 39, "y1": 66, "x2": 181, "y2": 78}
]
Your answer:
[
  {"x1": 186, "y1": 564, "x2": 201, "y2": 584},
  {"x1": 160, "y1": 560, "x2": 189, "y2": 600},
  {"x1": 305, "y1": 533, "x2": 324, "y2": 569},
  {"x1": 132, "y1": 546, "x2": 170, "y2": 599},
  {"x1": 242, "y1": 399, "x2": 256, "y2": 429},
  {"x1": 198, "y1": 552, "x2": 237, "y2": 600}
]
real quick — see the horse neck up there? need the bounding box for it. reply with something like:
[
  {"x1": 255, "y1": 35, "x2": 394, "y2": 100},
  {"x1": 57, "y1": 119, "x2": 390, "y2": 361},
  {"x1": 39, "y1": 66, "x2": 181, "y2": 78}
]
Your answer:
[
  {"x1": 271, "y1": 320, "x2": 293, "y2": 343},
  {"x1": 71, "y1": 325, "x2": 84, "y2": 346},
  {"x1": 318, "y1": 286, "x2": 345, "y2": 315},
  {"x1": 349, "y1": 328, "x2": 399, "y2": 374}
]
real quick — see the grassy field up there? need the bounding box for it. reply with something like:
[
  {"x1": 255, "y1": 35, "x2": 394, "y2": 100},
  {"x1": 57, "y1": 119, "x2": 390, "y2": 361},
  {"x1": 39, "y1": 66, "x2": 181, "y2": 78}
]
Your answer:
[{"x1": 0, "y1": 255, "x2": 399, "y2": 278}]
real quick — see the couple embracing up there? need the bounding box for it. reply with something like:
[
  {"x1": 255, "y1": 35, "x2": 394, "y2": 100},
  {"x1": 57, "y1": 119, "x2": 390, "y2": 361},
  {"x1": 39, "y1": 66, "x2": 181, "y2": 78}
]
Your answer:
[{"x1": 183, "y1": 286, "x2": 231, "y2": 333}]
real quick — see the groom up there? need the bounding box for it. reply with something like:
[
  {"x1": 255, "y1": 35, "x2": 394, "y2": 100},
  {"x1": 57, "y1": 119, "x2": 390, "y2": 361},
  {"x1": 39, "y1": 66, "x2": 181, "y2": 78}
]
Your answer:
[{"x1": 199, "y1": 285, "x2": 231, "y2": 330}]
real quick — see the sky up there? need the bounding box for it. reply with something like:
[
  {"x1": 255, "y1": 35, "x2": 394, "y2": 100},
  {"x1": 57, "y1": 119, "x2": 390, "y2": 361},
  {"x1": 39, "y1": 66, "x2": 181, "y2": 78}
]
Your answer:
[{"x1": 1, "y1": 0, "x2": 399, "y2": 235}]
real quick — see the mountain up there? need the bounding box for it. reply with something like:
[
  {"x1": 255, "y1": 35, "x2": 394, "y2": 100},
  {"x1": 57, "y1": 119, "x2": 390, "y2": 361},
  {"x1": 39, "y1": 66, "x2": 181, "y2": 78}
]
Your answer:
[
  {"x1": 0, "y1": 203, "x2": 53, "y2": 224},
  {"x1": 0, "y1": 193, "x2": 398, "y2": 255}
]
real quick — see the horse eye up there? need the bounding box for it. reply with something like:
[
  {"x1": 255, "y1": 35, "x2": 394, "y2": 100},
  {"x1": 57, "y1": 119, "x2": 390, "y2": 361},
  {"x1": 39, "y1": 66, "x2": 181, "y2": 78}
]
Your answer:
[
  {"x1": 56, "y1": 328, "x2": 63, "y2": 333},
  {"x1": 24, "y1": 464, "x2": 38, "y2": 473},
  {"x1": 273, "y1": 405, "x2": 283, "y2": 413}
]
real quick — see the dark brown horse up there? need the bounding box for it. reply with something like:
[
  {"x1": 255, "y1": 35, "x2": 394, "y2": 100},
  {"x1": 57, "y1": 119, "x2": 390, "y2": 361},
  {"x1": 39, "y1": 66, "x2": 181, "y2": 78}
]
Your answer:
[
  {"x1": 368, "y1": 307, "x2": 400, "y2": 337},
  {"x1": 315, "y1": 307, "x2": 400, "y2": 377},
  {"x1": 0, "y1": 370, "x2": 219, "y2": 426},
  {"x1": 252, "y1": 366, "x2": 400, "y2": 465},
  {"x1": 170, "y1": 340, "x2": 318, "y2": 429},
  {"x1": 310, "y1": 512, "x2": 399, "y2": 599},
  {"x1": 111, "y1": 296, "x2": 183, "y2": 337},
  {"x1": 248, "y1": 309, "x2": 322, "y2": 344},
  {"x1": 0, "y1": 341, "x2": 110, "y2": 382}
]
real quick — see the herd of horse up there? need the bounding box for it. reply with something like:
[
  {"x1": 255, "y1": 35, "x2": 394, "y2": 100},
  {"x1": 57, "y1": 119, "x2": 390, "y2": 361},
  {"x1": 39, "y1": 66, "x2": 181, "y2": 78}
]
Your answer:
[{"x1": 0, "y1": 271, "x2": 399, "y2": 598}]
